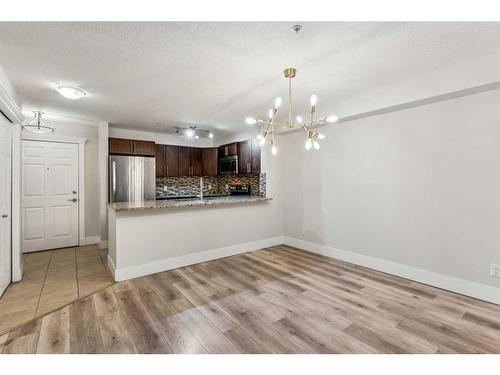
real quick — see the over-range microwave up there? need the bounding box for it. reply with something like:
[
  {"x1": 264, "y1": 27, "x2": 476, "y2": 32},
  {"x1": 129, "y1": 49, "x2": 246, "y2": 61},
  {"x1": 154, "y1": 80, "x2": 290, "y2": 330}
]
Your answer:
[{"x1": 219, "y1": 155, "x2": 238, "y2": 175}]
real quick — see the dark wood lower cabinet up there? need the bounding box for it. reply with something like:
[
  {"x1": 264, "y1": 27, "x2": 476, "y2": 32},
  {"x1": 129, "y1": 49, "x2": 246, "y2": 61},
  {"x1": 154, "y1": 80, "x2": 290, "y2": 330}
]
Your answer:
[{"x1": 202, "y1": 148, "x2": 218, "y2": 176}]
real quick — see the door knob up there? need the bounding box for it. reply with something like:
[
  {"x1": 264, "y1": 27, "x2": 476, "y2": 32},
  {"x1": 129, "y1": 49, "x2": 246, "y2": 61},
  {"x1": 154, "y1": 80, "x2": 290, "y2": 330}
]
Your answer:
[{"x1": 68, "y1": 198, "x2": 78, "y2": 202}]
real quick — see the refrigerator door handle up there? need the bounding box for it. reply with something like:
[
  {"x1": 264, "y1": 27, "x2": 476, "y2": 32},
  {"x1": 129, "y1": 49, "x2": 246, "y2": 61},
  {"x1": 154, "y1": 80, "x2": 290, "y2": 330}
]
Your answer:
[{"x1": 112, "y1": 160, "x2": 117, "y2": 201}]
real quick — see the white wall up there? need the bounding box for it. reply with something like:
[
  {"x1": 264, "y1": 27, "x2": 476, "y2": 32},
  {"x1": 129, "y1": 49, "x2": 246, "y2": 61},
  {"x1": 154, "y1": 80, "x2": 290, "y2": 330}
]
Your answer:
[{"x1": 279, "y1": 89, "x2": 500, "y2": 294}]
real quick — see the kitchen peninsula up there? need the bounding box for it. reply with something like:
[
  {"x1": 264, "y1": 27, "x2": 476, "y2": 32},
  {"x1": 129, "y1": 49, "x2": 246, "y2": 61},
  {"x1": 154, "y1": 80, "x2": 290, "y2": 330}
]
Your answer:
[{"x1": 107, "y1": 194, "x2": 278, "y2": 281}]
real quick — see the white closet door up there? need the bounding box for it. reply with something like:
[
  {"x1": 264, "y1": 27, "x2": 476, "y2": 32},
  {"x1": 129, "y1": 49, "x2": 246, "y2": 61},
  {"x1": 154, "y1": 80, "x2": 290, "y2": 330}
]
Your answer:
[
  {"x1": 22, "y1": 140, "x2": 79, "y2": 252},
  {"x1": 0, "y1": 114, "x2": 12, "y2": 296}
]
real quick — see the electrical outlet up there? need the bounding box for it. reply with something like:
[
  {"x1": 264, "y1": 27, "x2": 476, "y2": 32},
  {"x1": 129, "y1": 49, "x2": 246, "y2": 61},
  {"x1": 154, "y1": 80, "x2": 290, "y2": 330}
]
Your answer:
[
  {"x1": 208, "y1": 184, "x2": 212, "y2": 189},
  {"x1": 491, "y1": 264, "x2": 500, "y2": 278},
  {"x1": 163, "y1": 185, "x2": 168, "y2": 191}
]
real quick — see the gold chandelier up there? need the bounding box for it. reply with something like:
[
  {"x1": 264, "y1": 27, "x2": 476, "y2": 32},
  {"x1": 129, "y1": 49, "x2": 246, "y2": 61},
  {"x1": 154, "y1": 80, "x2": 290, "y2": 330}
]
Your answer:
[{"x1": 245, "y1": 67, "x2": 338, "y2": 155}]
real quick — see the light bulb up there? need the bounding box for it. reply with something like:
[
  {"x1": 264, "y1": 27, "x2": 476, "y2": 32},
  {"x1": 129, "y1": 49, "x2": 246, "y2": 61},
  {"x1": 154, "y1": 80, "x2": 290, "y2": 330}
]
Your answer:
[
  {"x1": 268, "y1": 109, "x2": 274, "y2": 120},
  {"x1": 305, "y1": 139, "x2": 312, "y2": 150},
  {"x1": 208, "y1": 132, "x2": 214, "y2": 138},
  {"x1": 259, "y1": 137, "x2": 266, "y2": 146},
  {"x1": 313, "y1": 140, "x2": 320, "y2": 150},
  {"x1": 296, "y1": 116, "x2": 303, "y2": 124},
  {"x1": 271, "y1": 145, "x2": 278, "y2": 156},
  {"x1": 56, "y1": 85, "x2": 86, "y2": 100},
  {"x1": 318, "y1": 133, "x2": 326, "y2": 140},
  {"x1": 310, "y1": 95, "x2": 318, "y2": 106},
  {"x1": 245, "y1": 117, "x2": 257, "y2": 125},
  {"x1": 185, "y1": 128, "x2": 195, "y2": 138},
  {"x1": 326, "y1": 115, "x2": 339, "y2": 123},
  {"x1": 195, "y1": 134, "x2": 199, "y2": 139},
  {"x1": 274, "y1": 97, "x2": 282, "y2": 109}
]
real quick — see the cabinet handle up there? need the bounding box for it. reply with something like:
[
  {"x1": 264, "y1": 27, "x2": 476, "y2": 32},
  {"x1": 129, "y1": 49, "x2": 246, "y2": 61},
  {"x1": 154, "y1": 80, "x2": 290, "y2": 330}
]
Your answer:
[
  {"x1": 166, "y1": 164, "x2": 169, "y2": 176},
  {"x1": 247, "y1": 162, "x2": 251, "y2": 173}
]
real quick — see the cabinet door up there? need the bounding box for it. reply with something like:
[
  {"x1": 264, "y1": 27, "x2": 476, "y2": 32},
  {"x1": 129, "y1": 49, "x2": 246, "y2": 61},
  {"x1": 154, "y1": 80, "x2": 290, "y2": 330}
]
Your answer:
[
  {"x1": 219, "y1": 142, "x2": 238, "y2": 157},
  {"x1": 238, "y1": 140, "x2": 251, "y2": 174},
  {"x1": 165, "y1": 145, "x2": 179, "y2": 177},
  {"x1": 133, "y1": 140, "x2": 155, "y2": 156},
  {"x1": 178, "y1": 146, "x2": 191, "y2": 176},
  {"x1": 190, "y1": 148, "x2": 202, "y2": 176},
  {"x1": 109, "y1": 138, "x2": 133, "y2": 155},
  {"x1": 155, "y1": 144, "x2": 166, "y2": 177},
  {"x1": 202, "y1": 148, "x2": 218, "y2": 176},
  {"x1": 251, "y1": 139, "x2": 261, "y2": 174}
]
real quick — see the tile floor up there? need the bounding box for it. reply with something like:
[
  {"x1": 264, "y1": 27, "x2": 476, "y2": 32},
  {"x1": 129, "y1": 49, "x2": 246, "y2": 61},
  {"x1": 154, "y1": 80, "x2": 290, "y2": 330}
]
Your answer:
[{"x1": 0, "y1": 245, "x2": 113, "y2": 335}]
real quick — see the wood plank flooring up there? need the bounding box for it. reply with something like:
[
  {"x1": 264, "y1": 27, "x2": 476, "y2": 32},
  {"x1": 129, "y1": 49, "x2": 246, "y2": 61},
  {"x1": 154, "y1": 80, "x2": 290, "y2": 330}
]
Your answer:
[
  {"x1": 1, "y1": 245, "x2": 499, "y2": 354},
  {"x1": 0, "y1": 245, "x2": 113, "y2": 335}
]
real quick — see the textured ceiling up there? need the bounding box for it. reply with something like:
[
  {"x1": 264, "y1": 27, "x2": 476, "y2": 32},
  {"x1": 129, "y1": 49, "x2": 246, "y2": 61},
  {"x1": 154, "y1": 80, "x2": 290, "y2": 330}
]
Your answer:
[{"x1": 0, "y1": 22, "x2": 499, "y2": 135}]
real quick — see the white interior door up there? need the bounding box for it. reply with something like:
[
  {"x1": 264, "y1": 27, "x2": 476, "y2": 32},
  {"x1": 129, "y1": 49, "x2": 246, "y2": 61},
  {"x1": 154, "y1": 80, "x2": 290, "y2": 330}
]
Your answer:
[
  {"x1": 22, "y1": 140, "x2": 79, "y2": 252},
  {"x1": 0, "y1": 114, "x2": 12, "y2": 296}
]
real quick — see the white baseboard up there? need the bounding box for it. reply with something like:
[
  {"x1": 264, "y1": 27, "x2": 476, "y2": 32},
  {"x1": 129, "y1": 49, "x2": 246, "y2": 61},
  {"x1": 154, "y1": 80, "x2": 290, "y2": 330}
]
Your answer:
[
  {"x1": 81, "y1": 236, "x2": 100, "y2": 246},
  {"x1": 111, "y1": 236, "x2": 284, "y2": 282},
  {"x1": 107, "y1": 255, "x2": 116, "y2": 280},
  {"x1": 99, "y1": 240, "x2": 108, "y2": 250},
  {"x1": 284, "y1": 236, "x2": 500, "y2": 305}
]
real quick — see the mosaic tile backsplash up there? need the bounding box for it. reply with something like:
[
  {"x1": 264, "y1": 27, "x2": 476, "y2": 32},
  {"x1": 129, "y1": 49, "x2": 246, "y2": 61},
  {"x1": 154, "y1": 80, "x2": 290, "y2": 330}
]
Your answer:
[{"x1": 156, "y1": 173, "x2": 266, "y2": 198}]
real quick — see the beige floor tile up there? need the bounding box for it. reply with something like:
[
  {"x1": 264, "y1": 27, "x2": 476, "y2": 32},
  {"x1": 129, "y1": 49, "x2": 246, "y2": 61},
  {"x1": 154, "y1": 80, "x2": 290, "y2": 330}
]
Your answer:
[
  {"x1": 78, "y1": 272, "x2": 113, "y2": 297},
  {"x1": 49, "y1": 248, "x2": 76, "y2": 269},
  {"x1": 36, "y1": 289, "x2": 78, "y2": 318}
]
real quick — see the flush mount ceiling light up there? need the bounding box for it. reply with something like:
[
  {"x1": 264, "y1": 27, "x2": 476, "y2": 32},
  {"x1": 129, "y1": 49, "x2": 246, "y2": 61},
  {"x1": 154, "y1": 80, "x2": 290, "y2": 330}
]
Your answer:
[
  {"x1": 174, "y1": 126, "x2": 214, "y2": 140},
  {"x1": 245, "y1": 26, "x2": 339, "y2": 155},
  {"x1": 56, "y1": 85, "x2": 87, "y2": 99},
  {"x1": 22, "y1": 111, "x2": 55, "y2": 134}
]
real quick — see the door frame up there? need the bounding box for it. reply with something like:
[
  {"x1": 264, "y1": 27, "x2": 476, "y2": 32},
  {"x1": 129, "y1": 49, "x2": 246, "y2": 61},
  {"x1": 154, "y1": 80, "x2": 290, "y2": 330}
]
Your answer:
[
  {"x1": 0, "y1": 82, "x2": 24, "y2": 282},
  {"x1": 21, "y1": 135, "x2": 88, "y2": 248}
]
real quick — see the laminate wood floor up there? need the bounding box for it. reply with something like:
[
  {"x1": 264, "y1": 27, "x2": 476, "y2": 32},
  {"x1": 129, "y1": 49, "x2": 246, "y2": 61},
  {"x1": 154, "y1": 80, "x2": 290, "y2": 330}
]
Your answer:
[
  {"x1": 0, "y1": 245, "x2": 113, "y2": 335},
  {"x1": 1, "y1": 245, "x2": 499, "y2": 354}
]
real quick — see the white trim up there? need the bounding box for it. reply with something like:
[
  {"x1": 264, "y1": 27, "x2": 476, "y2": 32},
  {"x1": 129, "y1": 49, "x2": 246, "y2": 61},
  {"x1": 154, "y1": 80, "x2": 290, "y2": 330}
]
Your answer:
[
  {"x1": 0, "y1": 83, "x2": 24, "y2": 124},
  {"x1": 22, "y1": 134, "x2": 87, "y2": 145},
  {"x1": 283, "y1": 236, "x2": 500, "y2": 306},
  {"x1": 82, "y1": 236, "x2": 100, "y2": 246},
  {"x1": 107, "y1": 254, "x2": 116, "y2": 280},
  {"x1": 111, "y1": 236, "x2": 284, "y2": 282},
  {"x1": 21, "y1": 135, "x2": 87, "y2": 249},
  {"x1": 11, "y1": 124, "x2": 22, "y2": 281}
]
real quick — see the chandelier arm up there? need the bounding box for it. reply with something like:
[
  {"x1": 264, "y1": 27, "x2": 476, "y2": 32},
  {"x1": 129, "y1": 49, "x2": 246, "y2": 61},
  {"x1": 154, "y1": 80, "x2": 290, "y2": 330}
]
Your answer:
[{"x1": 288, "y1": 75, "x2": 292, "y2": 128}]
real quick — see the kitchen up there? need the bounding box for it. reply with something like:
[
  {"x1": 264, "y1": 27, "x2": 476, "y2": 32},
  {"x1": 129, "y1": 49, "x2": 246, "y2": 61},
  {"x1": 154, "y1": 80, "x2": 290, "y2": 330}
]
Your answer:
[{"x1": 107, "y1": 134, "x2": 277, "y2": 281}]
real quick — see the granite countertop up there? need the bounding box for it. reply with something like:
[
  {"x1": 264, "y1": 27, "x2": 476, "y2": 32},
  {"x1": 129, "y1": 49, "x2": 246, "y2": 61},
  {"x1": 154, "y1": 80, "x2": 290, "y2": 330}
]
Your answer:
[{"x1": 109, "y1": 195, "x2": 272, "y2": 212}]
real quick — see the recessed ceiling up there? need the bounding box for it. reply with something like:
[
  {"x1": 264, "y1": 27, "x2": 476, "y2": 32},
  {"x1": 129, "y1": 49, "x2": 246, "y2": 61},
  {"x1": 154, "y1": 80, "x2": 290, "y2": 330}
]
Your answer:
[{"x1": 0, "y1": 22, "x2": 499, "y2": 135}]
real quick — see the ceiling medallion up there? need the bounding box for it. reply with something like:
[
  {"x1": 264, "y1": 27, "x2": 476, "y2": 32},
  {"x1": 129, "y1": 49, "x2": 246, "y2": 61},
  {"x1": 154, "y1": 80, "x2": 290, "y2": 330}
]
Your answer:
[{"x1": 22, "y1": 111, "x2": 55, "y2": 134}]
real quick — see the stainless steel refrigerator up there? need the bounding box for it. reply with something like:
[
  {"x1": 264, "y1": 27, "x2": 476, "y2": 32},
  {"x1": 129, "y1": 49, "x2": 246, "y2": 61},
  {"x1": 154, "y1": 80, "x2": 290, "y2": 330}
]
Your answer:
[{"x1": 109, "y1": 155, "x2": 156, "y2": 203}]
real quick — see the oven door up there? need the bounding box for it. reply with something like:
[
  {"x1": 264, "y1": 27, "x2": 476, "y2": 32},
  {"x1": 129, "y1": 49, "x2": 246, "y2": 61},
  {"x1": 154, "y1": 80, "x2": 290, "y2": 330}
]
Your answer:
[{"x1": 219, "y1": 156, "x2": 238, "y2": 175}]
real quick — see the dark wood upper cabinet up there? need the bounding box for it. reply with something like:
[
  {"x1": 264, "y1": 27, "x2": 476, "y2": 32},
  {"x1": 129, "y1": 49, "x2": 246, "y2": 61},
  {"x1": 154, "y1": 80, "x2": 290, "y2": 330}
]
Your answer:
[
  {"x1": 109, "y1": 138, "x2": 133, "y2": 155},
  {"x1": 219, "y1": 142, "x2": 238, "y2": 158},
  {"x1": 133, "y1": 140, "x2": 155, "y2": 156},
  {"x1": 178, "y1": 146, "x2": 191, "y2": 176},
  {"x1": 165, "y1": 145, "x2": 179, "y2": 177},
  {"x1": 202, "y1": 148, "x2": 218, "y2": 176},
  {"x1": 238, "y1": 140, "x2": 252, "y2": 174},
  {"x1": 190, "y1": 148, "x2": 202, "y2": 176},
  {"x1": 109, "y1": 138, "x2": 155, "y2": 156},
  {"x1": 155, "y1": 144, "x2": 166, "y2": 177},
  {"x1": 251, "y1": 139, "x2": 261, "y2": 174}
]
